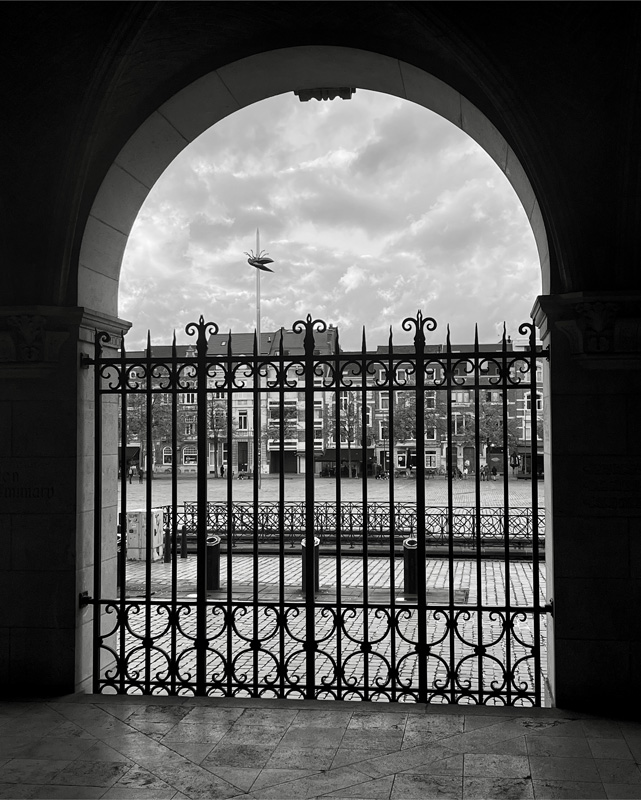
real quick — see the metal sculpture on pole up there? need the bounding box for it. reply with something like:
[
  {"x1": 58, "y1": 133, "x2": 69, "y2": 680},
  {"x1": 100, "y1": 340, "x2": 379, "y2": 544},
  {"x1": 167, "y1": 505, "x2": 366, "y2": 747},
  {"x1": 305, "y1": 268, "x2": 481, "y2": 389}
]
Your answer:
[{"x1": 245, "y1": 229, "x2": 274, "y2": 489}]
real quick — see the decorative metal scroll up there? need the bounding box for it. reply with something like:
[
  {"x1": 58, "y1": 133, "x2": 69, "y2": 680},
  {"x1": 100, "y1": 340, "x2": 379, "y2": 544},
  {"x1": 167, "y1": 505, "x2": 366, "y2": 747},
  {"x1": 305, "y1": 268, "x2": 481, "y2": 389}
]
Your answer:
[{"x1": 89, "y1": 311, "x2": 546, "y2": 705}]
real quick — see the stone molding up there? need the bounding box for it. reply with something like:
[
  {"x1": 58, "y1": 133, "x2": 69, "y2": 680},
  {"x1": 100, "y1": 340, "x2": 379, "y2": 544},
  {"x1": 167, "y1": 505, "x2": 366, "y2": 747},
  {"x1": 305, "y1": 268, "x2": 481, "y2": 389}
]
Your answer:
[
  {"x1": 533, "y1": 292, "x2": 641, "y2": 369},
  {"x1": 0, "y1": 306, "x2": 131, "y2": 377}
]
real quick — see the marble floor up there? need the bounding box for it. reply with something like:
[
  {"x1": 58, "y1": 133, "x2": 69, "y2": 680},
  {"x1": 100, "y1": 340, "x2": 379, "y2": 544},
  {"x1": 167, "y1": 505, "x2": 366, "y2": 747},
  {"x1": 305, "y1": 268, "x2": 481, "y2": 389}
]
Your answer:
[{"x1": 0, "y1": 695, "x2": 639, "y2": 799}]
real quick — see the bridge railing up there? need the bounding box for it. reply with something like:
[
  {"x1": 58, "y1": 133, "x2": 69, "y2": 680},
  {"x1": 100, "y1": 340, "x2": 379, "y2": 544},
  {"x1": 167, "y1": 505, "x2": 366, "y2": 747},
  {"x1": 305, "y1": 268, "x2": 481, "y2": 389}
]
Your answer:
[{"x1": 161, "y1": 501, "x2": 544, "y2": 549}]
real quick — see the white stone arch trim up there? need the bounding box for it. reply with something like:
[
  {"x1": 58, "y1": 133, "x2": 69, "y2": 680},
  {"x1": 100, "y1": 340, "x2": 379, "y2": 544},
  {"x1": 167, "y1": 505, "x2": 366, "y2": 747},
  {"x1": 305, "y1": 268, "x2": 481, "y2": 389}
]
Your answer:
[{"x1": 78, "y1": 45, "x2": 550, "y2": 317}]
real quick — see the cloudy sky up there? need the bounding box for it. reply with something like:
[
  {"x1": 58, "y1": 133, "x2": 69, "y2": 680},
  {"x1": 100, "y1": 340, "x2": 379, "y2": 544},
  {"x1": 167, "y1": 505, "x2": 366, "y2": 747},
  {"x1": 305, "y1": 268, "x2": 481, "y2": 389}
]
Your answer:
[{"x1": 120, "y1": 90, "x2": 541, "y2": 351}]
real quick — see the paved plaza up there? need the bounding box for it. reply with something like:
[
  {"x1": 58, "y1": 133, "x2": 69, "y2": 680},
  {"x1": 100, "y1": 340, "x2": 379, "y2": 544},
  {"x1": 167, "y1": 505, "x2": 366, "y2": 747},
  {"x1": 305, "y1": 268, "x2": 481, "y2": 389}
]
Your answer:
[{"x1": 119, "y1": 474, "x2": 544, "y2": 510}]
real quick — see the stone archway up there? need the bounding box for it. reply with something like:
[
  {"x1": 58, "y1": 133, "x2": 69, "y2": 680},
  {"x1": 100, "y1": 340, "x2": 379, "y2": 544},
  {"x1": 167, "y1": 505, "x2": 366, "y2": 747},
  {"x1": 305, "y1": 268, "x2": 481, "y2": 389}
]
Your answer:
[{"x1": 76, "y1": 44, "x2": 551, "y2": 694}]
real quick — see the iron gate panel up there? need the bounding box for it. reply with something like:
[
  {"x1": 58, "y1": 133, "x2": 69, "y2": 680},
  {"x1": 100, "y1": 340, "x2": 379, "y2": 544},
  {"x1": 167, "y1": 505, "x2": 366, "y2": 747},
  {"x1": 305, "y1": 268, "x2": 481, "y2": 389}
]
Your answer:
[{"x1": 89, "y1": 311, "x2": 547, "y2": 705}]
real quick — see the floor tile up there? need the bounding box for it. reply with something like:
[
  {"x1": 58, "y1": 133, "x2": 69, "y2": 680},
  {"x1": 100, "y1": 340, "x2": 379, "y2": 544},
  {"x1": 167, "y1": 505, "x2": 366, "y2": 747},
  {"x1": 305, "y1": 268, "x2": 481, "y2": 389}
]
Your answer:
[
  {"x1": 594, "y1": 759, "x2": 641, "y2": 785},
  {"x1": 582, "y1": 721, "x2": 625, "y2": 740},
  {"x1": 391, "y1": 773, "x2": 463, "y2": 799},
  {"x1": 0, "y1": 737, "x2": 96, "y2": 761},
  {"x1": 341, "y1": 729, "x2": 404, "y2": 751},
  {"x1": 135, "y1": 760, "x2": 238, "y2": 799},
  {"x1": 109, "y1": 764, "x2": 176, "y2": 792},
  {"x1": 463, "y1": 715, "x2": 502, "y2": 732},
  {"x1": 589, "y1": 738, "x2": 634, "y2": 760},
  {"x1": 332, "y1": 749, "x2": 400, "y2": 770},
  {"x1": 529, "y1": 756, "x2": 601, "y2": 783},
  {"x1": 526, "y1": 721, "x2": 588, "y2": 739},
  {"x1": 203, "y1": 743, "x2": 276, "y2": 768},
  {"x1": 163, "y1": 740, "x2": 217, "y2": 763},
  {"x1": 348, "y1": 713, "x2": 408, "y2": 731},
  {"x1": 292, "y1": 709, "x2": 353, "y2": 729},
  {"x1": 401, "y1": 754, "x2": 464, "y2": 776},
  {"x1": 0, "y1": 758, "x2": 70, "y2": 784},
  {"x1": 1, "y1": 786, "x2": 106, "y2": 799},
  {"x1": 216, "y1": 726, "x2": 287, "y2": 746},
  {"x1": 76, "y1": 742, "x2": 135, "y2": 763},
  {"x1": 204, "y1": 765, "x2": 261, "y2": 792},
  {"x1": 250, "y1": 768, "x2": 322, "y2": 792},
  {"x1": 161, "y1": 721, "x2": 232, "y2": 744},
  {"x1": 266, "y1": 745, "x2": 337, "y2": 771},
  {"x1": 463, "y1": 776, "x2": 534, "y2": 799},
  {"x1": 279, "y1": 726, "x2": 349, "y2": 748},
  {"x1": 182, "y1": 706, "x2": 245, "y2": 725},
  {"x1": 50, "y1": 759, "x2": 130, "y2": 787},
  {"x1": 243, "y1": 765, "x2": 372, "y2": 798},
  {"x1": 531, "y1": 779, "x2": 607, "y2": 798},
  {"x1": 603, "y1": 784, "x2": 641, "y2": 799},
  {"x1": 463, "y1": 753, "x2": 530, "y2": 779},
  {"x1": 126, "y1": 706, "x2": 193, "y2": 724},
  {"x1": 323, "y1": 774, "x2": 395, "y2": 798},
  {"x1": 102, "y1": 788, "x2": 177, "y2": 800},
  {"x1": 526, "y1": 735, "x2": 592, "y2": 758},
  {"x1": 358, "y1": 744, "x2": 456, "y2": 779}
]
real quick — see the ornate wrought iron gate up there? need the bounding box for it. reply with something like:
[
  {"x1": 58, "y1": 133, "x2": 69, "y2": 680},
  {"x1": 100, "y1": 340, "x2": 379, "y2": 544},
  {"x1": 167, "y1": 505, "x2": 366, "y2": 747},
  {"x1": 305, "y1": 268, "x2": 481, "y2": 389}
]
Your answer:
[{"x1": 88, "y1": 311, "x2": 547, "y2": 705}]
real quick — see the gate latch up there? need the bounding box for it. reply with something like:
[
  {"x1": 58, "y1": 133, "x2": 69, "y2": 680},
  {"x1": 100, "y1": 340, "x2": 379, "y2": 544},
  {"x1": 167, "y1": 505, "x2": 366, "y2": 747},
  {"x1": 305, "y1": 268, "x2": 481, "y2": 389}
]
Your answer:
[{"x1": 79, "y1": 590, "x2": 93, "y2": 608}]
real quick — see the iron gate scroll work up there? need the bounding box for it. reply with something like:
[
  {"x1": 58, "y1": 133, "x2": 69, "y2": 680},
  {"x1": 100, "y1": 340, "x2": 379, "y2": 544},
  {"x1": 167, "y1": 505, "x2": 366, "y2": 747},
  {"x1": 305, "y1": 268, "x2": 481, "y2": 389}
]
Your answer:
[{"x1": 89, "y1": 311, "x2": 547, "y2": 705}]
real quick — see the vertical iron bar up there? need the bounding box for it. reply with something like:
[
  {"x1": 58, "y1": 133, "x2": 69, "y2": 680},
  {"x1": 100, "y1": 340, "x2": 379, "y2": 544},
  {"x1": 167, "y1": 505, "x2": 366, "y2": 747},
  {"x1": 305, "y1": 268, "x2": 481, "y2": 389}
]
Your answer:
[
  {"x1": 144, "y1": 332, "x2": 153, "y2": 694},
  {"x1": 118, "y1": 334, "x2": 128, "y2": 694},
  {"x1": 530, "y1": 326, "x2": 542, "y2": 704},
  {"x1": 195, "y1": 321, "x2": 208, "y2": 695},
  {"x1": 445, "y1": 327, "x2": 456, "y2": 703},
  {"x1": 387, "y1": 329, "x2": 397, "y2": 700},
  {"x1": 92, "y1": 330, "x2": 103, "y2": 693},
  {"x1": 413, "y1": 316, "x2": 428, "y2": 704},
  {"x1": 473, "y1": 326, "x2": 483, "y2": 703},
  {"x1": 334, "y1": 332, "x2": 343, "y2": 699},
  {"x1": 277, "y1": 330, "x2": 286, "y2": 697},
  {"x1": 303, "y1": 319, "x2": 316, "y2": 699},
  {"x1": 170, "y1": 333, "x2": 178, "y2": 695},
  {"x1": 360, "y1": 329, "x2": 370, "y2": 699},
  {"x1": 226, "y1": 333, "x2": 234, "y2": 696},
  {"x1": 501, "y1": 325, "x2": 512, "y2": 705},
  {"x1": 252, "y1": 331, "x2": 260, "y2": 696}
]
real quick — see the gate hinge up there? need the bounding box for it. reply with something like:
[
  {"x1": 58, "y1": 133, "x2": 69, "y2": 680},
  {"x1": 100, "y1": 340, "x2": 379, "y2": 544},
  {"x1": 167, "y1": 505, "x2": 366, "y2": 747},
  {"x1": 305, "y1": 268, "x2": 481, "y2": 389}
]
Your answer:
[
  {"x1": 80, "y1": 354, "x2": 94, "y2": 369},
  {"x1": 79, "y1": 590, "x2": 93, "y2": 608},
  {"x1": 544, "y1": 599, "x2": 554, "y2": 616}
]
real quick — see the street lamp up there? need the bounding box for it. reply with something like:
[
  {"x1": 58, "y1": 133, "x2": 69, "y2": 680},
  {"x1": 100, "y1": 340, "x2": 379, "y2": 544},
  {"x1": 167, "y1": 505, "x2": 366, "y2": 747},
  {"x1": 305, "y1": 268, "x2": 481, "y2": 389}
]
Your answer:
[{"x1": 245, "y1": 229, "x2": 274, "y2": 490}]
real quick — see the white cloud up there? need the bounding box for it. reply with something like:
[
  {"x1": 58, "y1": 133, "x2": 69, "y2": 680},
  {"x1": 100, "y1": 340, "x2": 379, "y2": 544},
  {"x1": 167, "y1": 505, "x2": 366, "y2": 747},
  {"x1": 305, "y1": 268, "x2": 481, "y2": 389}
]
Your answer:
[{"x1": 119, "y1": 90, "x2": 541, "y2": 350}]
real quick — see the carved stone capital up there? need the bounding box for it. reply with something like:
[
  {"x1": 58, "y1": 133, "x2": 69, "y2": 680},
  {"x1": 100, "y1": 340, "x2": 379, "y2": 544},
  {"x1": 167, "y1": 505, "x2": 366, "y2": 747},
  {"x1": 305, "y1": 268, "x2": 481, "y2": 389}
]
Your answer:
[
  {"x1": 532, "y1": 292, "x2": 641, "y2": 369},
  {"x1": 0, "y1": 306, "x2": 131, "y2": 377}
]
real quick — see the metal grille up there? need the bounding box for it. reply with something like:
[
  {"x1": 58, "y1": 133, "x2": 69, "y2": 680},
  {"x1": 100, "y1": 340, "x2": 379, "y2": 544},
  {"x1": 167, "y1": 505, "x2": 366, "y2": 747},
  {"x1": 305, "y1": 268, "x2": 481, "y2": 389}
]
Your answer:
[{"x1": 89, "y1": 311, "x2": 547, "y2": 705}]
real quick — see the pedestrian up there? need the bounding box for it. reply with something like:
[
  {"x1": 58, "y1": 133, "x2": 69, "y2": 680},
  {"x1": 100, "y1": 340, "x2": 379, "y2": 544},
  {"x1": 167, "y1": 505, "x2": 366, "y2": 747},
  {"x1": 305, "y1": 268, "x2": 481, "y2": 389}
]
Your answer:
[
  {"x1": 463, "y1": 466, "x2": 468, "y2": 480},
  {"x1": 220, "y1": 464, "x2": 225, "y2": 478},
  {"x1": 138, "y1": 467, "x2": 143, "y2": 483},
  {"x1": 128, "y1": 465, "x2": 134, "y2": 484},
  {"x1": 491, "y1": 466, "x2": 497, "y2": 481}
]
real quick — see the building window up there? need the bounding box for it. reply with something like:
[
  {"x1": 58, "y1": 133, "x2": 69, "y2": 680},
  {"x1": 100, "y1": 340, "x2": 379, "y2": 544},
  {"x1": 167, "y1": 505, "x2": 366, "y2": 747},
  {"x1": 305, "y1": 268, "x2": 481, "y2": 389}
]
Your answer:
[
  {"x1": 425, "y1": 391, "x2": 436, "y2": 409},
  {"x1": 526, "y1": 392, "x2": 543, "y2": 411},
  {"x1": 181, "y1": 392, "x2": 196, "y2": 405},
  {"x1": 238, "y1": 410, "x2": 248, "y2": 430},
  {"x1": 425, "y1": 451, "x2": 437, "y2": 469},
  {"x1": 452, "y1": 412, "x2": 466, "y2": 435},
  {"x1": 184, "y1": 415, "x2": 196, "y2": 436},
  {"x1": 485, "y1": 391, "x2": 501, "y2": 403},
  {"x1": 183, "y1": 446, "x2": 197, "y2": 465},
  {"x1": 379, "y1": 422, "x2": 389, "y2": 440},
  {"x1": 379, "y1": 395, "x2": 389, "y2": 410},
  {"x1": 162, "y1": 446, "x2": 172, "y2": 465},
  {"x1": 452, "y1": 391, "x2": 470, "y2": 404},
  {"x1": 426, "y1": 426, "x2": 436, "y2": 441}
]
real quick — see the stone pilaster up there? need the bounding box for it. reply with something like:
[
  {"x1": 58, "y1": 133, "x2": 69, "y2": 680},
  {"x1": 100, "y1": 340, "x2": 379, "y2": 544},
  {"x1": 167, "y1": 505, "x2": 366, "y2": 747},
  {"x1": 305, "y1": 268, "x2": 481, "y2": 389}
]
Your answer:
[
  {"x1": 0, "y1": 306, "x2": 129, "y2": 694},
  {"x1": 533, "y1": 292, "x2": 641, "y2": 715}
]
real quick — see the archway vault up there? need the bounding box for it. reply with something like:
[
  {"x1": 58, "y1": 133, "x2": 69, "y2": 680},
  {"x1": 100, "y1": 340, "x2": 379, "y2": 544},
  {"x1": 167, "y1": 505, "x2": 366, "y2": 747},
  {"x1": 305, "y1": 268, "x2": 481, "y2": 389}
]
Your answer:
[{"x1": 78, "y1": 45, "x2": 550, "y2": 321}]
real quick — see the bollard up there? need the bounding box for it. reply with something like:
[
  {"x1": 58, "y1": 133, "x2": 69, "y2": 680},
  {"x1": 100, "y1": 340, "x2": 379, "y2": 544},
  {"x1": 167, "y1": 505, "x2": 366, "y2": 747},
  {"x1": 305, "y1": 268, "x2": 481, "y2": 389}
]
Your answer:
[
  {"x1": 403, "y1": 537, "x2": 418, "y2": 596},
  {"x1": 163, "y1": 529, "x2": 171, "y2": 563},
  {"x1": 181, "y1": 525, "x2": 188, "y2": 559},
  {"x1": 206, "y1": 535, "x2": 221, "y2": 591},
  {"x1": 301, "y1": 537, "x2": 320, "y2": 593}
]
